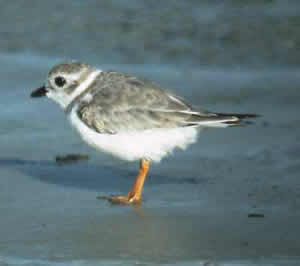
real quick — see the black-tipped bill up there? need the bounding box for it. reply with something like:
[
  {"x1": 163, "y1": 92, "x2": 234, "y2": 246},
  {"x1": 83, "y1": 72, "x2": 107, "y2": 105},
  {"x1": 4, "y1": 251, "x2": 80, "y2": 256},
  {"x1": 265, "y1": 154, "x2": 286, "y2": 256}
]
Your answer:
[{"x1": 31, "y1": 86, "x2": 47, "y2": 98}]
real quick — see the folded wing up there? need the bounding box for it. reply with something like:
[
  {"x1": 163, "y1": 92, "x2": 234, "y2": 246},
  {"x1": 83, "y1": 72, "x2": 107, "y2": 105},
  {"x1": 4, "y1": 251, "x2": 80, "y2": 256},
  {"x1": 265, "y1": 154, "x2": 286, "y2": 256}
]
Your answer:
[{"x1": 76, "y1": 72, "x2": 258, "y2": 134}]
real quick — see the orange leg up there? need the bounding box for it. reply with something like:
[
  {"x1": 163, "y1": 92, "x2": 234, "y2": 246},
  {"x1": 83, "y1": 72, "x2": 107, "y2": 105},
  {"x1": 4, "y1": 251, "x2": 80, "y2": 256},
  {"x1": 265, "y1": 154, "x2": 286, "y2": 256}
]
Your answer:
[{"x1": 105, "y1": 159, "x2": 150, "y2": 205}]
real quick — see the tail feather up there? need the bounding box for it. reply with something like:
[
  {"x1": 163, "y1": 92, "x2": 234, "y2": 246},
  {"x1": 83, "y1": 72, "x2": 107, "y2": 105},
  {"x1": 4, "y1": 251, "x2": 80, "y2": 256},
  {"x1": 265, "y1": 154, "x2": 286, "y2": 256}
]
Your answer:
[
  {"x1": 215, "y1": 113, "x2": 260, "y2": 119},
  {"x1": 186, "y1": 112, "x2": 259, "y2": 128},
  {"x1": 211, "y1": 112, "x2": 259, "y2": 127}
]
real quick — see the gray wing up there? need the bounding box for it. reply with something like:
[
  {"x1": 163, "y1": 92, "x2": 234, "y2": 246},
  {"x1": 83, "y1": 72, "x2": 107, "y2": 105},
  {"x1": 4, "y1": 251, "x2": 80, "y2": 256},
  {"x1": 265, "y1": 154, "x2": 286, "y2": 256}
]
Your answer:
[{"x1": 76, "y1": 71, "x2": 247, "y2": 134}]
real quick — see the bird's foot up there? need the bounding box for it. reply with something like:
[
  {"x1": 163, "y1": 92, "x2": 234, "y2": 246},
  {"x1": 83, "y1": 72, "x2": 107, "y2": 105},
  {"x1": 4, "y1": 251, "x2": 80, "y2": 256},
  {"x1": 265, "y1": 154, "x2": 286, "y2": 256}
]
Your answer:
[
  {"x1": 97, "y1": 159, "x2": 149, "y2": 206},
  {"x1": 97, "y1": 195, "x2": 142, "y2": 205}
]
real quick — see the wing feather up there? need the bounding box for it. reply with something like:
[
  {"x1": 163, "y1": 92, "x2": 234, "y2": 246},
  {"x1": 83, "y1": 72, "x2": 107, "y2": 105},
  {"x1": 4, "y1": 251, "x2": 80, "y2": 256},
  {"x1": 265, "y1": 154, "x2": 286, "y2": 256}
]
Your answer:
[{"x1": 76, "y1": 71, "x2": 257, "y2": 133}]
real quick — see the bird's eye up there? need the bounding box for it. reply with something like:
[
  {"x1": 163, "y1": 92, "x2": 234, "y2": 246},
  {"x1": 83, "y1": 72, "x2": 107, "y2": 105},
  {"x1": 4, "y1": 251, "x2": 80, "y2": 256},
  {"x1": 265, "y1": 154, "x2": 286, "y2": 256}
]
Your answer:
[{"x1": 54, "y1": 76, "x2": 66, "y2": 87}]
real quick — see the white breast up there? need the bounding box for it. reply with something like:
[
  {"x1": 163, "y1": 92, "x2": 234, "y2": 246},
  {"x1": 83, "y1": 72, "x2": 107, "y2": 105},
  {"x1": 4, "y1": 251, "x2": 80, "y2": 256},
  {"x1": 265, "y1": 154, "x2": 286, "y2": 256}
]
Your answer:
[{"x1": 69, "y1": 106, "x2": 200, "y2": 162}]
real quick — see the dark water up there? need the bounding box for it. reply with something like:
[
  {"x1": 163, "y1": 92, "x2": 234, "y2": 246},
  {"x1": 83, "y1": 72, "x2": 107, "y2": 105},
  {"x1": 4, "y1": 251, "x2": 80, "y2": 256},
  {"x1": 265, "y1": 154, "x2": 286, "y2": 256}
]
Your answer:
[
  {"x1": 0, "y1": 1, "x2": 300, "y2": 265},
  {"x1": 2, "y1": 0, "x2": 300, "y2": 67}
]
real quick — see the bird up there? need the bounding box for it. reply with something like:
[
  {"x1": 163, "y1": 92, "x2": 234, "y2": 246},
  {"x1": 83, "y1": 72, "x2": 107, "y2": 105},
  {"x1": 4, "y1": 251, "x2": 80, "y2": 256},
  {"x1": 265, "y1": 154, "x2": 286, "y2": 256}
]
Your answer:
[{"x1": 31, "y1": 62, "x2": 258, "y2": 205}]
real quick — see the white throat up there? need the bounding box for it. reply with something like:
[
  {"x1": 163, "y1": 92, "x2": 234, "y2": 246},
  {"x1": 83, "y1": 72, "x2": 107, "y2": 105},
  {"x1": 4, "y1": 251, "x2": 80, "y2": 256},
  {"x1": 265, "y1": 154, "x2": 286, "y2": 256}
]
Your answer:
[{"x1": 47, "y1": 69, "x2": 102, "y2": 109}]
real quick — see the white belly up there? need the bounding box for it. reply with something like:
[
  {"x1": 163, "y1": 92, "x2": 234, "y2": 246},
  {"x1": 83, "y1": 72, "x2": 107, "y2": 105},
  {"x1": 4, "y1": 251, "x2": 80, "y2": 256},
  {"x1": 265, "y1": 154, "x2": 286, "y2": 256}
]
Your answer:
[{"x1": 69, "y1": 108, "x2": 199, "y2": 162}]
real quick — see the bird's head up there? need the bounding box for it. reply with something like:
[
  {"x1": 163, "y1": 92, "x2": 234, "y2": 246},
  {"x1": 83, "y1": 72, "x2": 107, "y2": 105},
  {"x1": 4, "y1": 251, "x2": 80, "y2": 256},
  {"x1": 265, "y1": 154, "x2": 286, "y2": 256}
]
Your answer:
[{"x1": 31, "y1": 62, "x2": 100, "y2": 109}]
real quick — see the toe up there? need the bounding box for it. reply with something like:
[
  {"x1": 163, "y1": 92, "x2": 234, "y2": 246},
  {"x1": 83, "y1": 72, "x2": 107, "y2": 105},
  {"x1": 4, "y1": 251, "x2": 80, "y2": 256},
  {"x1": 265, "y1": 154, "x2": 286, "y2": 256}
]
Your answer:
[{"x1": 97, "y1": 195, "x2": 142, "y2": 205}]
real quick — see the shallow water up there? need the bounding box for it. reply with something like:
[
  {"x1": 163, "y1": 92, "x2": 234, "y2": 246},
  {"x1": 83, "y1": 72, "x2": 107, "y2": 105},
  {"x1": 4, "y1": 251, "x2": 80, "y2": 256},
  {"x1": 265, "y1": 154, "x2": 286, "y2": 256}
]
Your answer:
[{"x1": 1, "y1": 1, "x2": 300, "y2": 265}]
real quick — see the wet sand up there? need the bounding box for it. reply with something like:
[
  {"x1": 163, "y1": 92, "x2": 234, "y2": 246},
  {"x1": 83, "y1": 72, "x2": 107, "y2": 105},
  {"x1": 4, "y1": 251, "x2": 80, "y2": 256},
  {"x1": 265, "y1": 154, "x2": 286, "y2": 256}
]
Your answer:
[{"x1": 0, "y1": 54, "x2": 300, "y2": 265}]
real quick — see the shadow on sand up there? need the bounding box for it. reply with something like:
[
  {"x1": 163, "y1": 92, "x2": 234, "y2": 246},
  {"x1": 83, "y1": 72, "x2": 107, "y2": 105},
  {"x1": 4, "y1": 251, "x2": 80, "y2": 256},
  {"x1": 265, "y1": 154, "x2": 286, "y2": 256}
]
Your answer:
[{"x1": 0, "y1": 157, "x2": 206, "y2": 193}]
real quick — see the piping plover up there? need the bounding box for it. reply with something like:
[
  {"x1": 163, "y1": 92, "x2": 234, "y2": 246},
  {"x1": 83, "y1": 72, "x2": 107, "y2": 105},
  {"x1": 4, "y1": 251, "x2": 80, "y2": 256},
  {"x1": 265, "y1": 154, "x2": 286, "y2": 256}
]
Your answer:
[{"x1": 31, "y1": 62, "x2": 258, "y2": 205}]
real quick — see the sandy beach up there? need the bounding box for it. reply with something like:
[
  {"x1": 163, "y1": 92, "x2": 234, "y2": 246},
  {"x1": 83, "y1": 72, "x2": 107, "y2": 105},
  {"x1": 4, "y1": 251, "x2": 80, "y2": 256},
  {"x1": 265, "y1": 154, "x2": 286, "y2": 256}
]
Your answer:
[{"x1": 1, "y1": 1, "x2": 300, "y2": 265}]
